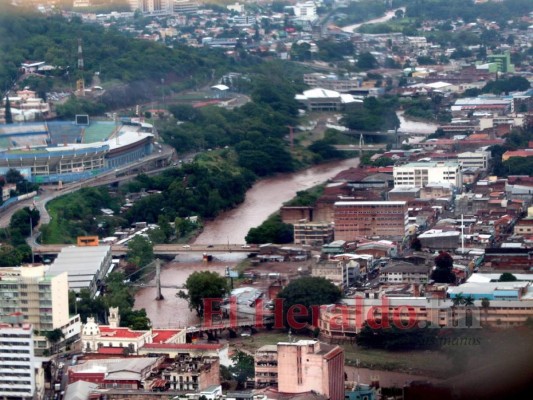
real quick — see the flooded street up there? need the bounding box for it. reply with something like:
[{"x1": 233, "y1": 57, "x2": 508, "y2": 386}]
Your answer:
[{"x1": 195, "y1": 157, "x2": 359, "y2": 244}]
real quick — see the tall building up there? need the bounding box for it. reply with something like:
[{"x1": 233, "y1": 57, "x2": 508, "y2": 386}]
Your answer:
[
  {"x1": 278, "y1": 340, "x2": 344, "y2": 400},
  {"x1": 0, "y1": 265, "x2": 81, "y2": 355},
  {"x1": 334, "y1": 201, "x2": 409, "y2": 241},
  {"x1": 130, "y1": 0, "x2": 172, "y2": 15},
  {"x1": 393, "y1": 161, "x2": 462, "y2": 188},
  {"x1": 0, "y1": 323, "x2": 35, "y2": 399}
]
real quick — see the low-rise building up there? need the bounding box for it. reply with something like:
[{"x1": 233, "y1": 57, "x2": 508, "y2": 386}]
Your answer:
[
  {"x1": 457, "y1": 150, "x2": 490, "y2": 170},
  {"x1": 162, "y1": 356, "x2": 220, "y2": 392},
  {"x1": 379, "y1": 262, "x2": 431, "y2": 284},
  {"x1": 293, "y1": 222, "x2": 334, "y2": 246},
  {"x1": 81, "y1": 308, "x2": 185, "y2": 354},
  {"x1": 254, "y1": 345, "x2": 278, "y2": 388}
]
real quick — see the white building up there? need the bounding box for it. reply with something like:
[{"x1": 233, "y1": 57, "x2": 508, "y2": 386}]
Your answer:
[
  {"x1": 457, "y1": 150, "x2": 491, "y2": 170},
  {"x1": 0, "y1": 323, "x2": 35, "y2": 399},
  {"x1": 0, "y1": 265, "x2": 81, "y2": 355},
  {"x1": 293, "y1": 2, "x2": 318, "y2": 22},
  {"x1": 393, "y1": 161, "x2": 462, "y2": 188},
  {"x1": 129, "y1": 0, "x2": 173, "y2": 15}
]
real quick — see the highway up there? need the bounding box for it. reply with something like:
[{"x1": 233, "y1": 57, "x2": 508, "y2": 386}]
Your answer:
[{"x1": 0, "y1": 146, "x2": 175, "y2": 229}]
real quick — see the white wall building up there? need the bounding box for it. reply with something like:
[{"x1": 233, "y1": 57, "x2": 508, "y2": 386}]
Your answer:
[
  {"x1": 457, "y1": 150, "x2": 491, "y2": 170},
  {"x1": 293, "y1": 2, "x2": 318, "y2": 22},
  {"x1": 394, "y1": 161, "x2": 462, "y2": 188},
  {"x1": 0, "y1": 265, "x2": 81, "y2": 355},
  {"x1": 129, "y1": 0, "x2": 173, "y2": 15},
  {"x1": 0, "y1": 323, "x2": 35, "y2": 399}
]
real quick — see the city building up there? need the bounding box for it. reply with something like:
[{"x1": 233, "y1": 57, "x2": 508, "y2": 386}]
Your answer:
[
  {"x1": 0, "y1": 323, "x2": 35, "y2": 399},
  {"x1": 48, "y1": 245, "x2": 112, "y2": 295},
  {"x1": 379, "y1": 262, "x2": 432, "y2": 284},
  {"x1": 292, "y1": 2, "x2": 318, "y2": 22},
  {"x1": 457, "y1": 150, "x2": 491, "y2": 170},
  {"x1": 418, "y1": 230, "x2": 460, "y2": 251},
  {"x1": 172, "y1": 0, "x2": 199, "y2": 15},
  {"x1": 293, "y1": 222, "x2": 334, "y2": 246},
  {"x1": 138, "y1": 343, "x2": 230, "y2": 366},
  {"x1": 254, "y1": 340, "x2": 344, "y2": 400},
  {"x1": 334, "y1": 201, "x2": 409, "y2": 241},
  {"x1": 81, "y1": 308, "x2": 186, "y2": 354},
  {"x1": 311, "y1": 260, "x2": 361, "y2": 289},
  {"x1": 129, "y1": 0, "x2": 172, "y2": 15},
  {"x1": 255, "y1": 345, "x2": 278, "y2": 388},
  {"x1": 393, "y1": 161, "x2": 462, "y2": 188},
  {"x1": 162, "y1": 355, "x2": 220, "y2": 392},
  {"x1": 295, "y1": 88, "x2": 363, "y2": 111},
  {"x1": 487, "y1": 52, "x2": 515, "y2": 73},
  {"x1": 0, "y1": 265, "x2": 81, "y2": 355},
  {"x1": 303, "y1": 73, "x2": 362, "y2": 93},
  {"x1": 68, "y1": 357, "x2": 164, "y2": 388}
]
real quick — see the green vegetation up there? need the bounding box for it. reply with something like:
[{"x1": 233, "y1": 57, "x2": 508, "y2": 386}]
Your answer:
[
  {"x1": 490, "y1": 126, "x2": 533, "y2": 177},
  {"x1": 335, "y1": 1, "x2": 388, "y2": 27},
  {"x1": 276, "y1": 276, "x2": 342, "y2": 329},
  {"x1": 431, "y1": 251, "x2": 456, "y2": 284},
  {"x1": 284, "y1": 185, "x2": 325, "y2": 207},
  {"x1": 245, "y1": 214, "x2": 293, "y2": 245},
  {"x1": 178, "y1": 271, "x2": 229, "y2": 317},
  {"x1": 0, "y1": 206, "x2": 38, "y2": 266},
  {"x1": 402, "y1": 96, "x2": 451, "y2": 124},
  {"x1": 341, "y1": 97, "x2": 400, "y2": 133},
  {"x1": 40, "y1": 187, "x2": 124, "y2": 244},
  {"x1": 356, "y1": 322, "x2": 440, "y2": 351},
  {"x1": 229, "y1": 351, "x2": 255, "y2": 389},
  {"x1": 481, "y1": 76, "x2": 530, "y2": 95},
  {"x1": 499, "y1": 273, "x2": 517, "y2": 282},
  {"x1": 69, "y1": 272, "x2": 151, "y2": 329}
]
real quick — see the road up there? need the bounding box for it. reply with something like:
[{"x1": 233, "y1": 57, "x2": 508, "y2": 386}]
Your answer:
[{"x1": 0, "y1": 146, "x2": 175, "y2": 229}]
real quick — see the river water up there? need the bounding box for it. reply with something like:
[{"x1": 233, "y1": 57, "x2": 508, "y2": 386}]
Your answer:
[
  {"x1": 342, "y1": 8, "x2": 406, "y2": 33},
  {"x1": 194, "y1": 157, "x2": 360, "y2": 244}
]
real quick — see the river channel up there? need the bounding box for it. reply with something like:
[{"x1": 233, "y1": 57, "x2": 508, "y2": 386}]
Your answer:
[{"x1": 195, "y1": 157, "x2": 360, "y2": 244}]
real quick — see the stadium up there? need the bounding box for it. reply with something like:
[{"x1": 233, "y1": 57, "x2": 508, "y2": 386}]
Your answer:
[{"x1": 0, "y1": 117, "x2": 155, "y2": 183}]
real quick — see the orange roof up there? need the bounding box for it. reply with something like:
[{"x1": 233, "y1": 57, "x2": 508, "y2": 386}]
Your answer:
[
  {"x1": 99, "y1": 327, "x2": 145, "y2": 338},
  {"x1": 142, "y1": 343, "x2": 222, "y2": 350},
  {"x1": 151, "y1": 329, "x2": 182, "y2": 343},
  {"x1": 468, "y1": 133, "x2": 489, "y2": 140}
]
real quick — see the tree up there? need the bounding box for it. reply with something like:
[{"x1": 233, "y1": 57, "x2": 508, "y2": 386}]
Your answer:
[
  {"x1": 126, "y1": 235, "x2": 154, "y2": 268},
  {"x1": 410, "y1": 237, "x2": 422, "y2": 251},
  {"x1": 276, "y1": 276, "x2": 341, "y2": 329},
  {"x1": 356, "y1": 322, "x2": 440, "y2": 350},
  {"x1": 229, "y1": 351, "x2": 255, "y2": 389},
  {"x1": 431, "y1": 251, "x2": 456, "y2": 284},
  {"x1": 178, "y1": 271, "x2": 228, "y2": 316},
  {"x1": 357, "y1": 52, "x2": 378, "y2": 70},
  {"x1": 4, "y1": 96, "x2": 13, "y2": 124},
  {"x1": 499, "y1": 272, "x2": 517, "y2": 282},
  {"x1": 44, "y1": 328, "x2": 64, "y2": 353},
  {"x1": 9, "y1": 207, "x2": 40, "y2": 238},
  {"x1": 245, "y1": 214, "x2": 293, "y2": 244}
]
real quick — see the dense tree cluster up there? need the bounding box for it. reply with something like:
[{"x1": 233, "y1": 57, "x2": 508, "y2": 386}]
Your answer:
[
  {"x1": 431, "y1": 251, "x2": 456, "y2": 284},
  {"x1": 356, "y1": 322, "x2": 441, "y2": 351},
  {"x1": 178, "y1": 271, "x2": 229, "y2": 317},
  {"x1": 276, "y1": 277, "x2": 342, "y2": 329},
  {"x1": 341, "y1": 97, "x2": 400, "y2": 132},
  {"x1": 245, "y1": 214, "x2": 294, "y2": 244}
]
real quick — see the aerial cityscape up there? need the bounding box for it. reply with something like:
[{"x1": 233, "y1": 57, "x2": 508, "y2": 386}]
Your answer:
[{"x1": 0, "y1": 0, "x2": 532, "y2": 400}]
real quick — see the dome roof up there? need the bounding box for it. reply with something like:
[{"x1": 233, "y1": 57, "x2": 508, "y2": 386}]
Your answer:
[{"x1": 82, "y1": 317, "x2": 100, "y2": 336}]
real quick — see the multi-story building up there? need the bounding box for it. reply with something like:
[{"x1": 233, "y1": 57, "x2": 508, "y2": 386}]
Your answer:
[
  {"x1": 457, "y1": 150, "x2": 491, "y2": 170},
  {"x1": 0, "y1": 323, "x2": 35, "y2": 399},
  {"x1": 293, "y1": 2, "x2": 318, "y2": 22},
  {"x1": 254, "y1": 340, "x2": 344, "y2": 400},
  {"x1": 293, "y1": 222, "x2": 334, "y2": 246},
  {"x1": 379, "y1": 262, "x2": 431, "y2": 284},
  {"x1": 129, "y1": 0, "x2": 172, "y2": 15},
  {"x1": 172, "y1": 0, "x2": 199, "y2": 15},
  {"x1": 393, "y1": 161, "x2": 462, "y2": 188},
  {"x1": 0, "y1": 265, "x2": 81, "y2": 355},
  {"x1": 255, "y1": 345, "x2": 278, "y2": 388},
  {"x1": 163, "y1": 356, "x2": 220, "y2": 392},
  {"x1": 334, "y1": 201, "x2": 408, "y2": 241},
  {"x1": 311, "y1": 260, "x2": 361, "y2": 289}
]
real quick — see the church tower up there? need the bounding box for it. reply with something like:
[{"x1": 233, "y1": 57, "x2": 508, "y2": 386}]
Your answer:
[{"x1": 108, "y1": 307, "x2": 120, "y2": 328}]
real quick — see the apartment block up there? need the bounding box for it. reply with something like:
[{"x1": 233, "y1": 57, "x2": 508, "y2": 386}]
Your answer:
[
  {"x1": 0, "y1": 323, "x2": 35, "y2": 399},
  {"x1": 334, "y1": 201, "x2": 408, "y2": 241},
  {"x1": 255, "y1": 345, "x2": 278, "y2": 388},
  {"x1": 0, "y1": 265, "x2": 81, "y2": 355},
  {"x1": 293, "y1": 222, "x2": 334, "y2": 246},
  {"x1": 393, "y1": 161, "x2": 462, "y2": 188}
]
